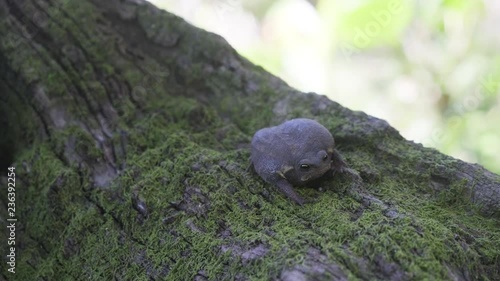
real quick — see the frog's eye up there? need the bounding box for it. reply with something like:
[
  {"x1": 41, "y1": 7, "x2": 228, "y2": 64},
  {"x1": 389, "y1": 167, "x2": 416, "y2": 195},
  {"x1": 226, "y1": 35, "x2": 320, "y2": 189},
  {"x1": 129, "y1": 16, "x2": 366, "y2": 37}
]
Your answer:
[
  {"x1": 300, "y1": 164, "x2": 310, "y2": 170},
  {"x1": 322, "y1": 154, "x2": 328, "y2": 161}
]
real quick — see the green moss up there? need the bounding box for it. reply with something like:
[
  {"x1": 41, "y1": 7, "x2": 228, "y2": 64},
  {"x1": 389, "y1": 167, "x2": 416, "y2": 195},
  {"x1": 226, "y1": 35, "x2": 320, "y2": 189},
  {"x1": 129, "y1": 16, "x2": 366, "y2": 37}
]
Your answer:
[{"x1": 11, "y1": 81, "x2": 500, "y2": 280}]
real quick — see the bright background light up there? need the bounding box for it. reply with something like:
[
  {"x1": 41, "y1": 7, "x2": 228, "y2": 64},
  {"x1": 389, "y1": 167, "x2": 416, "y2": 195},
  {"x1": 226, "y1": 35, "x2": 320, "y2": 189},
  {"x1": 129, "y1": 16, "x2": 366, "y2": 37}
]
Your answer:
[{"x1": 148, "y1": 0, "x2": 500, "y2": 174}]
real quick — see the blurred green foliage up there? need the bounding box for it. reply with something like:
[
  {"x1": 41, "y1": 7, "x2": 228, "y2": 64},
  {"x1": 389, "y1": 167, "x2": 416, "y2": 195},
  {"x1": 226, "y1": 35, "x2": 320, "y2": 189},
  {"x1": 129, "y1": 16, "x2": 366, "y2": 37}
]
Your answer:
[
  {"x1": 151, "y1": 0, "x2": 500, "y2": 174},
  {"x1": 318, "y1": 0, "x2": 413, "y2": 47}
]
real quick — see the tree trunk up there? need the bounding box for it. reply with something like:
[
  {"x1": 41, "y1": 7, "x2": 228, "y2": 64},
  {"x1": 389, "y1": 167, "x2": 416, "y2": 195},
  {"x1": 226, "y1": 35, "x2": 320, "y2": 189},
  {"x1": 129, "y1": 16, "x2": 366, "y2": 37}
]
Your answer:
[{"x1": 0, "y1": 0, "x2": 499, "y2": 280}]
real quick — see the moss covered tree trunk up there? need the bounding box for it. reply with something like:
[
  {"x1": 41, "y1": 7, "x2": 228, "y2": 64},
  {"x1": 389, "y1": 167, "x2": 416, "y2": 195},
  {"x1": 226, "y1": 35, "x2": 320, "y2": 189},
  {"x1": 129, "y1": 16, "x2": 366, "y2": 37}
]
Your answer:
[{"x1": 1, "y1": 0, "x2": 499, "y2": 280}]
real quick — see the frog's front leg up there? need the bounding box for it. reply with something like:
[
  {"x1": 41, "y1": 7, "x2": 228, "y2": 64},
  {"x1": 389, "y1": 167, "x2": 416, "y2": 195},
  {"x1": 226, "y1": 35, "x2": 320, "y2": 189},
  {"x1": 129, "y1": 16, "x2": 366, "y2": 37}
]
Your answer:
[
  {"x1": 275, "y1": 178, "x2": 305, "y2": 205},
  {"x1": 331, "y1": 149, "x2": 362, "y2": 182},
  {"x1": 331, "y1": 149, "x2": 348, "y2": 174}
]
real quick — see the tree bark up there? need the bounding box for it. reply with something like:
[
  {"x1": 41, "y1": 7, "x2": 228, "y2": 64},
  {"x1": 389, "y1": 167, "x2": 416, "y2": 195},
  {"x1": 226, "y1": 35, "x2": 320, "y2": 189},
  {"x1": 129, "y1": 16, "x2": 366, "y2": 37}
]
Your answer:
[{"x1": 0, "y1": 0, "x2": 499, "y2": 280}]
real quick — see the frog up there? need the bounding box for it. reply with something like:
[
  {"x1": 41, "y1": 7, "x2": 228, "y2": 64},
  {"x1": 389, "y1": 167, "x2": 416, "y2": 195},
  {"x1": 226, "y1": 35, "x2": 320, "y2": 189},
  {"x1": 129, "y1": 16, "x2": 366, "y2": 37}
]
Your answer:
[{"x1": 251, "y1": 118, "x2": 345, "y2": 205}]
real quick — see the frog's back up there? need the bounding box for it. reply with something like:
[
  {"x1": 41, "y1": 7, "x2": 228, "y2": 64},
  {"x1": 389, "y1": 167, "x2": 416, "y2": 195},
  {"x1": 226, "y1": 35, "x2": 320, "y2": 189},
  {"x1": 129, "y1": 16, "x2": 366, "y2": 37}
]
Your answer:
[
  {"x1": 279, "y1": 118, "x2": 333, "y2": 149},
  {"x1": 251, "y1": 126, "x2": 292, "y2": 181}
]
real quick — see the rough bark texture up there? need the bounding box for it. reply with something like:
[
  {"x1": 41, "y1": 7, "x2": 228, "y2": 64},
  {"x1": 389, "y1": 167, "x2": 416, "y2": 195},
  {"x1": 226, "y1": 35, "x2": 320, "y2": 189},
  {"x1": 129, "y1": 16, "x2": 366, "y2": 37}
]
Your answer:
[{"x1": 0, "y1": 0, "x2": 499, "y2": 280}]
